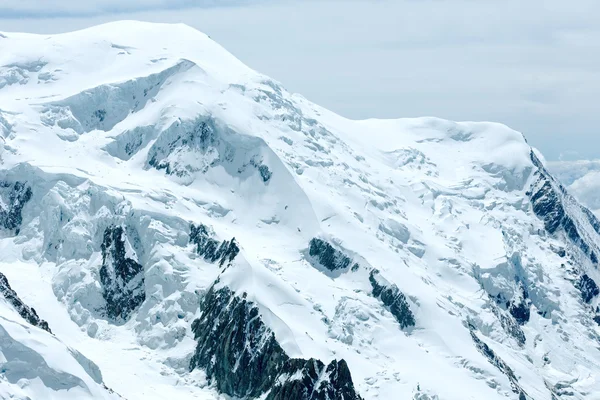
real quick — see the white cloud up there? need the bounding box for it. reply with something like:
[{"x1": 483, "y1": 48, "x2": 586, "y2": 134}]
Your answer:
[
  {"x1": 0, "y1": 0, "x2": 256, "y2": 15},
  {"x1": 1, "y1": 0, "x2": 599, "y2": 160},
  {"x1": 548, "y1": 160, "x2": 600, "y2": 214}
]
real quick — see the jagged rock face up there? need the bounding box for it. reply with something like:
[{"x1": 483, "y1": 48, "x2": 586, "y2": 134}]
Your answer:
[
  {"x1": 0, "y1": 272, "x2": 51, "y2": 333},
  {"x1": 369, "y1": 270, "x2": 415, "y2": 329},
  {"x1": 268, "y1": 358, "x2": 362, "y2": 400},
  {"x1": 99, "y1": 226, "x2": 145, "y2": 321},
  {"x1": 308, "y1": 238, "x2": 357, "y2": 272},
  {"x1": 189, "y1": 223, "x2": 239, "y2": 267},
  {"x1": 189, "y1": 286, "x2": 362, "y2": 399},
  {"x1": 578, "y1": 274, "x2": 599, "y2": 303},
  {"x1": 189, "y1": 286, "x2": 289, "y2": 398},
  {"x1": 0, "y1": 181, "x2": 32, "y2": 234},
  {"x1": 529, "y1": 173, "x2": 564, "y2": 235}
]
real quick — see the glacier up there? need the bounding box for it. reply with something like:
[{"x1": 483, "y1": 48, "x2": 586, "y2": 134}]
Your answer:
[{"x1": 0, "y1": 21, "x2": 599, "y2": 399}]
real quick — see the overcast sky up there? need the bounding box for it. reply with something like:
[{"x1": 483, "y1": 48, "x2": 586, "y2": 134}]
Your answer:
[{"x1": 1, "y1": 0, "x2": 599, "y2": 161}]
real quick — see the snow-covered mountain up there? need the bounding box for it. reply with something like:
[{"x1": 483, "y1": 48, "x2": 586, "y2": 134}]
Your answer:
[{"x1": 1, "y1": 21, "x2": 599, "y2": 400}]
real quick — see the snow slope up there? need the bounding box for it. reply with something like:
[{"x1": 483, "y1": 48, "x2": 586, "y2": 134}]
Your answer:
[{"x1": 0, "y1": 21, "x2": 599, "y2": 399}]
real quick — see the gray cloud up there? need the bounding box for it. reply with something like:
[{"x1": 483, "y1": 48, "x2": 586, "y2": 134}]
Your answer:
[
  {"x1": 0, "y1": 0, "x2": 260, "y2": 16},
  {"x1": 1, "y1": 0, "x2": 599, "y2": 160}
]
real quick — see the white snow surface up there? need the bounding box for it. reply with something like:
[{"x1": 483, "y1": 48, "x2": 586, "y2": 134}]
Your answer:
[{"x1": 0, "y1": 21, "x2": 598, "y2": 399}]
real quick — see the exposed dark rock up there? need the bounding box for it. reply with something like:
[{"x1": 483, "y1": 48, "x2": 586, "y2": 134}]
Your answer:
[
  {"x1": 99, "y1": 226, "x2": 145, "y2": 321},
  {"x1": 189, "y1": 223, "x2": 239, "y2": 267},
  {"x1": 468, "y1": 322, "x2": 527, "y2": 398},
  {"x1": 267, "y1": 358, "x2": 362, "y2": 400},
  {"x1": 247, "y1": 156, "x2": 273, "y2": 183},
  {"x1": 308, "y1": 238, "x2": 352, "y2": 272},
  {"x1": 0, "y1": 181, "x2": 33, "y2": 234},
  {"x1": 529, "y1": 175, "x2": 563, "y2": 234},
  {"x1": 0, "y1": 272, "x2": 51, "y2": 333},
  {"x1": 93, "y1": 109, "x2": 106, "y2": 122},
  {"x1": 189, "y1": 286, "x2": 362, "y2": 399},
  {"x1": 509, "y1": 301, "x2": 530, "y2": 326},
  {"x1": 577, "y1": 274, "x2": 599, "y2": 304},
  {"x1": 508, "y1": 284, "x2": 530, "y2": 325},
  {"x1": 369, "y1": 269, "x2": 415, "y2": 329},
  {"x1": 258, "y1": 164, "x2": 272, "y2": 183}
]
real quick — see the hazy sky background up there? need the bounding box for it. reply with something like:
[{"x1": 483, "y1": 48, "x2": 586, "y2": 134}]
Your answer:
[{"x1": 1, "y1": 0, "x2": 599, "y2": 161}]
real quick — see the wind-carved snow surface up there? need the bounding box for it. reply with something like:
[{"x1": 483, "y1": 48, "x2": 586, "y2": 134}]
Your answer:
[{"x1": 0, "y1": 21, "x2": 599, "y2": 400}]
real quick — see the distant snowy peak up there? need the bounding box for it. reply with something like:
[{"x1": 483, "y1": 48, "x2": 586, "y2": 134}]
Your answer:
[{"x1": 0, "y1": 21, "x2": 599, "y2": 400}]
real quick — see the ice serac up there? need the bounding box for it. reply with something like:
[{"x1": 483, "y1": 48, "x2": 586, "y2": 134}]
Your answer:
[
  {"x1": 42, "y1": 60, "x2": 196, "y2": 135},
  {"x1": 0, "y1": 272, "x2": 51, "y2": 333},
  {"x1": 189, "y1": 285, "x2": 362, "y2": 399},
  {"x1": 99, "y1": 225, "x2": 145, "y2": 321}
]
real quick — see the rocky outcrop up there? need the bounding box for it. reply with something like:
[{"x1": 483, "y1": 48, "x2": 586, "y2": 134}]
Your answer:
[
  {"x1": 0, "y1": 181, "x2": 32, "y2": 234},
  {"x1": 308, "y1": 238, "x2": 358, "y2": 272},
  {"x1": 508, "y1": 284, "x2": 531, "y2": 325},
  {"x1": 189, "y1": 286, "x2": 362, "y2": 400},
  {"x1": 369, "y1": 269, "x2": 415, "y2": 329},
  {"x1": 99, "y1": 226, "x2": 145, "y2": 321},
  {"x1": 267, "y1": 358, "x2": 362, "y2": 400},
  {"x1": 189, "y1": 286, "x2": 287, "y2": 397},
  {"x1": 0, "y1": 272, "x2": 51, "y2": 333},
  {"x1": 189, "y1": 223, "x2": 239, "y2": 267},
  {"x1": 578, "y1": 274, "x2": 599, "y2": 304}
]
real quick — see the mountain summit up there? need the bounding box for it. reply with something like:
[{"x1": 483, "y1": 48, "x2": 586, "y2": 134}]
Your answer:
[{"x1": 0, "y1": 21, "x2": 599, "y2": 400}]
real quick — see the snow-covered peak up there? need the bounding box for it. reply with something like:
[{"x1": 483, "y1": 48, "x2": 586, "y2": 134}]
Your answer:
[{"x1": 0, "y1": 21, "x2": 599, "y2": 400}]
